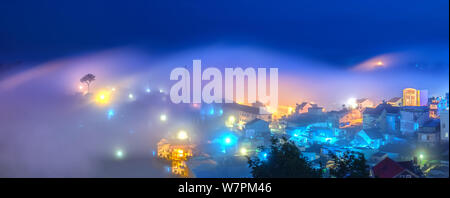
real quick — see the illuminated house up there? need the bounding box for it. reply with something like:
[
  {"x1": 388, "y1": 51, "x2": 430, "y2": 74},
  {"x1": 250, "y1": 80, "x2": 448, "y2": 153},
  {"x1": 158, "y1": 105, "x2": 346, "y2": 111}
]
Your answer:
[
  {"x1": 402, "y1": 88, "x2": 428, "y2": 106},
  {"x1": 399, "y1": 106, "x2": 429, "y2": 135},
  {"x1": 428, "y1": 96, "x2": 448, "y2": 118},
  {"x1": 157, "y1": 138, "x2": 195, "y2": 177},
  {"x1": 441, "y1": 110, "x2": 449, "y2": 142},
  {"x1": 356, "y1": 98, "x2": 374, "y2": 110},
  {"x1": 222, "y1": 103, "x2": 272, "y2": 124},
  {"x1": 339, "y1": 109, "x2": 362, "y2": 128},
  {"x1": 387, "y1": 97, "x2": 402, "y2": 107}
]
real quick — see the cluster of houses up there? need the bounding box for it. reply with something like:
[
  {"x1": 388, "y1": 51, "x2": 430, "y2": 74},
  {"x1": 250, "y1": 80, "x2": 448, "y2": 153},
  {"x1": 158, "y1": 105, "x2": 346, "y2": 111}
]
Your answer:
[{"x1": 194, "y1": 89, "x2": 449, "y2": 178}]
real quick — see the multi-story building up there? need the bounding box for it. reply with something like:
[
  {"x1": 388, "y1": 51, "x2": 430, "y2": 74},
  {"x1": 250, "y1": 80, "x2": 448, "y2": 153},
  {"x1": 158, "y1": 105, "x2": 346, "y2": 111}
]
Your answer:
[
  {"x1": 418, "y1": 119, "x2": 440, "y2": 146},
  {"x1": 387, "y1": 97, "x2": 402, "y2": 107},
  {"x1": 399, "y1": 106, "x2": 429, "y2": 135},
  {"x1": 402, "y1": 88, "x2": 428, "y2": 106},
  {"x1": 362, "y1": 103, "x2": 400, "y2": 134},
  {"x1": 440, "y1": 109, "x2": 449, "y2": 142},
  {"x1": 356, "y1": 98, "x2": 374, "y2": 111}
]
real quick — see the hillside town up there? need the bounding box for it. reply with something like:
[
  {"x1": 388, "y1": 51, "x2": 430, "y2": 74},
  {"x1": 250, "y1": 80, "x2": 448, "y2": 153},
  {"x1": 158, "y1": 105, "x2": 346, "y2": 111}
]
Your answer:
[{"x1": 150, "y1": 87, "x2": 449, "y2": 178}]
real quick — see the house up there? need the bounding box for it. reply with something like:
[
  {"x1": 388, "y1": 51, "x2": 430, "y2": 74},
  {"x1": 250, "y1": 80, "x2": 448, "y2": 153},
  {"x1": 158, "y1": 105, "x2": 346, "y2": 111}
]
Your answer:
[
  {"x1": 356, "y1": 98, "x2": 374, "y2": 111},
  {"x1": 222, "y1": 103, "x2": 272, "y2": 124},
  {"x1": 352, "y1": 128, "x2": 386, "y2": 149},
  {"x1": 295, "y1": 102, "x2": 314, "y2": 114},
  {"x1": 399, "y1": 106, "x2": 430, "y2": 135},
  {"x1": 387, "y1": 97, "x2": 402, "y2": 107},
  {"x1": 363, "y1": 103, "x2": 400, "y2": 134},
  {"x1": 308, "y1": 106, "x2": 325, "y2": 115},
  {"x1": 371, "y1": 157, "x2": 423, "y2": 178},
  {"x1": 417, "y1": 119, "x2": 440, "y2": 146}
]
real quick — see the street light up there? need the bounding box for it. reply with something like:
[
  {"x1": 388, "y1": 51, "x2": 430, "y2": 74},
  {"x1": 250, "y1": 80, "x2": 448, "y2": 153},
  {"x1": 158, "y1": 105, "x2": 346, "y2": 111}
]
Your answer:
[
  {"x1": 177, "y1": 130, "x2": 188, "y2": 140},
  {"x1": 240, "y1": 147, "x2": 248, "y2": 155},
  {"x1": 228, "y1": 116, "x2": 236, "y2": 123},
  {"x1": 160, "y1": 114, "x2": 167, "y2": 122},
  {"x1": 115, "y1": 149, "x2": 125, "y2": 159}
]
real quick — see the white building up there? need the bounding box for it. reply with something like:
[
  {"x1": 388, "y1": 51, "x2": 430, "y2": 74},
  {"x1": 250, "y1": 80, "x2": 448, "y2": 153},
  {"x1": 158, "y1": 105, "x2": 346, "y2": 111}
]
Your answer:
[{"x1": 441, "y1": 110, "x2": 449, "y2": 142}]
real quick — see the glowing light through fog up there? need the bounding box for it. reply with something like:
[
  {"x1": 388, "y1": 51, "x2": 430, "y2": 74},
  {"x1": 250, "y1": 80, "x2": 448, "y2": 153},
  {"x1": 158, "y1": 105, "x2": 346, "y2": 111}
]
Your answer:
[
  {"x1": 240, "y1": 147, "x2": 248, "y2": 155},
  {"x1": 347, "y1": 98, "x2": 357, "y2": 109},
  {"x1": 177, "y1": 130, "x2": 188, "y2": 140},
  {"x1": 146, "y1": 88, "x2": 151, "y2": 93},
  {"x1": 128, "y1": 93, "x2": 134, "y2": 99},
  {"x1": 160, "y1": 114, "x2": 167, "y2": 122},
  {"x1": 95, "y1": 90, "x2": 111, "y2": 105},
  {"x1": 115, "y1": 149, "x2": 125, "y2": 159},
  {"x1": 107, "y1": 109, "x2": 115, "y2": 120},
  {"x1": 376, "y1": 61, "x2": 384, "y2": 66}
]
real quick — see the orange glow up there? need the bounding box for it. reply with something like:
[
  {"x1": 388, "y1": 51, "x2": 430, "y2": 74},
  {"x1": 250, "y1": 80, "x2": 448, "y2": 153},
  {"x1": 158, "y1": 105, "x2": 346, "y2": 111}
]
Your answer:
[{"x1": 95, "y1": 90, "x2": 112, "y2": 105}]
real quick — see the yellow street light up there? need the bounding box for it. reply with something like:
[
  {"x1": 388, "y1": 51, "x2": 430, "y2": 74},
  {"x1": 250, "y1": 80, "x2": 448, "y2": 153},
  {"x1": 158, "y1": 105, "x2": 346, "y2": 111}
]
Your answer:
[{"x1": 177, "y1": 130, "x2": 188, "y2": 140}]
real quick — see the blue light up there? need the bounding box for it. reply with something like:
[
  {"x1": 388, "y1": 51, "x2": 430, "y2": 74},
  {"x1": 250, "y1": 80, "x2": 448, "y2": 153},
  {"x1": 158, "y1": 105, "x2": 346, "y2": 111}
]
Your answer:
[
  {"x1": 219, "y1": 109, "x2": 223, "y2": 115},
  {"x1": 209, "y1": 108, "x2": 215, "y2": 115},
  {"x1": 146, "y1": 88, "x2": 151, "y2": 93},
  {"x1": 107, "y1": 109, "x2": 115, "y2": 120},
  {"x1": 220, "y1": 134, "x2": 237, "y2": 146},
  {"x1": 259, "y1": 152, "x2": 268, "y2": 160}
]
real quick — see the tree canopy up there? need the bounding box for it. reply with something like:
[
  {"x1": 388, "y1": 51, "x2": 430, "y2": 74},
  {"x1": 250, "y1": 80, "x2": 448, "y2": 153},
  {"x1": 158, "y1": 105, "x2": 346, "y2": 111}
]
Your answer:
[
  {"x1": 247, "y1": 138, "x2": 322, "y2": 178},
  {"x1": 329, "y1": 151, "x2": 370, "y2": 178}
]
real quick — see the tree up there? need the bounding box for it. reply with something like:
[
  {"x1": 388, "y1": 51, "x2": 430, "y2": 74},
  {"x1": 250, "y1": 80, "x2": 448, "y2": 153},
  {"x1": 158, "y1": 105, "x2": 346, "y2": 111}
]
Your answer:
[
  {"x1": 80, "y1": 73, "x2": 96, "y2": 93},
  {"x1": 329, "y1": 151, "x2": 370, "y2": 178},
  {"x1": 247, "y1": 138, "x2": 322, "y2": 178}
]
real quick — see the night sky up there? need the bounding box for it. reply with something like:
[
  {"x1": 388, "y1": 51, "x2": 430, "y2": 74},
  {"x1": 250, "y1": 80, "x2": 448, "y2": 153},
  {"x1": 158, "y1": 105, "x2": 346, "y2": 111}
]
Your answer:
[
  {"x1": 1, "y1": 0, "x2": 448, "y2": 66},
  {"x1": 0, "y1": 0, "x2": 448, "y2": 107}
]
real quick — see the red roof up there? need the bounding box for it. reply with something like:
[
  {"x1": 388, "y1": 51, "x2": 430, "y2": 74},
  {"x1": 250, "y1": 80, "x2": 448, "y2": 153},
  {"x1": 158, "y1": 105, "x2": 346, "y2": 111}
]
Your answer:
[{"x1": 372, "y1": 157, "x2": 405, "y2": 178}]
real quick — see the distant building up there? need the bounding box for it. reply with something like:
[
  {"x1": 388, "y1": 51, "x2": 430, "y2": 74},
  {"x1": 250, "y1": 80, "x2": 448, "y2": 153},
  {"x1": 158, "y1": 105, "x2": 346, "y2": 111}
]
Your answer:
[
  {"x1": 402, "y1": 88, "x2": 428, "y2": 106},
  {"x1": 418, "y1": 119, "x2": 440, "y2": 146},
  {"x1": 352, "y1": 128, "x2": 386, "y2": 149},
  {"x1": 222, "y1": 103, "x2": 272, "y2": 123},
  {"x1": 441, "y1": 110, "x2": 449, "y2": 142},
  {"x1": 428, "y1": 96, "x2": 448, "y2": 118},
  {"x1": 371, "y1": 157, "x2": 423, "y2": 178},
  {"x1": 339, "y1": 109, "x2": 362, "y2": 128},
  {"x1": 308, "y1": 106, "x2": 325, "y2": 115},
  {"x1": 362, "y1": 103, "x2": 400, "y2": 134},
  {"x1": 400, "y1": 106, "x2": 430, "y2": 135},
  {"x1": 244, "y1": 118, "x2": 271, "y2": 148},
  {"x1": 387, "y1": 97, "x2": 402, "y2": 107},
  {"x1": 356, "y1": 98, "x2": 374, "y2": 111},
  {"x1": 295, "y1": 102, "x2": 314, "y2": 114}
]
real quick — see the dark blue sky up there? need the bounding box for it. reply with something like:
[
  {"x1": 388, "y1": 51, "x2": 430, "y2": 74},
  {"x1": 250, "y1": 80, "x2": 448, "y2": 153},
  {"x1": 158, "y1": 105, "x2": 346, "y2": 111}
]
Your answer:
[{"x1": 1, "y1": 0, "x2": 449, "y2": 67}]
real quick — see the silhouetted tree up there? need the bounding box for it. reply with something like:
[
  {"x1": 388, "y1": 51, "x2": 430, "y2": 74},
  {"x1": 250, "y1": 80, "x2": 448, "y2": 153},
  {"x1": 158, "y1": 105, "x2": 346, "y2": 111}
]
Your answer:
[
  {"x1": 247, "y1": 138, "x2": 322, "y2": 178},
  {"x1": 80, "y1": 73, "x2": 96, "y2": 93},
  {"x1": 329, "y1": 151, "x2": 370, "y2": 178}
]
